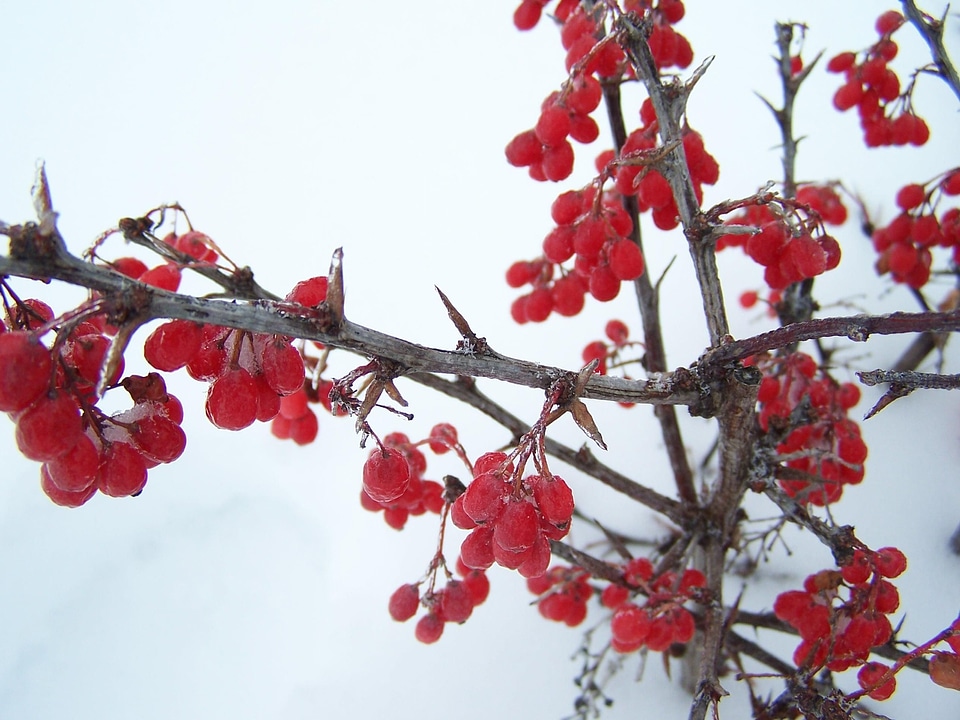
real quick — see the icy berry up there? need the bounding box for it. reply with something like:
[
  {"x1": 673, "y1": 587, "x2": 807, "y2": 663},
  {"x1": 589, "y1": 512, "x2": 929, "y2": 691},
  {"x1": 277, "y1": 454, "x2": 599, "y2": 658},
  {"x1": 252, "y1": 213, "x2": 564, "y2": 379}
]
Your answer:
[{"x1": 362, "y1": 447, "x2": 411, "y2": 504}]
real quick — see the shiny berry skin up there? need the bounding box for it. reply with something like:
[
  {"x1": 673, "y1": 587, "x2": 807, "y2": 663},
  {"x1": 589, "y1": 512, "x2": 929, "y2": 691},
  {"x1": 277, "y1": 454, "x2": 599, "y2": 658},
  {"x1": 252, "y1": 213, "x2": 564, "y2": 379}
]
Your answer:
[
  {"x1": 0, "y1": 332, "x2": 52, "y2": 413},
  {"x1": 362, "y1": 447, "x2": 411, "y2": 504}
]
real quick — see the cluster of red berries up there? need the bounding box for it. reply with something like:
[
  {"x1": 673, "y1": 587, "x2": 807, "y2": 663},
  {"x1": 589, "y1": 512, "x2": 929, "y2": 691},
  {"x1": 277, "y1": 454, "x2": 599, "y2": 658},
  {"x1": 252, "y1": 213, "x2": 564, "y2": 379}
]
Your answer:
[
  {"x1": 582, "y1": 319, "x2": 632, "y2": 374},
  {"x1": 360, "y1": 429, "x2": 454, "y2": 530},
  {"x1": 871, "y1": 170, "x2": 960, "y2": 289},
  {"x1": 388, "y1": 556, "x2": 490, "y2": 644},
  {"x1": 601, "y1": 557, "x2": 704, "y2": 654},
  {"x1": 527, "y1": 565, "x2": 592, "y2": 627},
  {"x1": 773, "y1": 547, "x2": 907, "y2": 699},
  {"x1": 142, "y1": 278, "x2": 335, "y2": 433},
  {"x1": 612, "y1": 98, "x2": 718, "y2": 231},
  {"x1": 749, "y1": 352, "x2": 866, "y2": 506},
  {"x1": 720, "y1": 188, "x2": 844, "y2": 290},
  {"x1": 0, "y1": 298, "x2": 186, "y2": 507},
  {"x1": 507, "y1": 187, "x2": 645, "y2": 322},
  {"x1": 828, "y1": 10, "x2": 930, "y2": 148},
  {"x1": 451, "y1": 451, "x2": 575, "y2": 579}
]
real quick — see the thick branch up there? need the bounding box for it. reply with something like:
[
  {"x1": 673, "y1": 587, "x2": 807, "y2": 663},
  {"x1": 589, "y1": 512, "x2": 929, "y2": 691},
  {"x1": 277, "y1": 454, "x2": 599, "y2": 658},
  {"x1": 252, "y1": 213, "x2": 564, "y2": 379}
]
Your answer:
[
  {"x1": 615, "y1": 14, "x2": 730, "y2": 347},
  {"x1": 0, "y1": 225, "x2": 701, "y2": 408}
]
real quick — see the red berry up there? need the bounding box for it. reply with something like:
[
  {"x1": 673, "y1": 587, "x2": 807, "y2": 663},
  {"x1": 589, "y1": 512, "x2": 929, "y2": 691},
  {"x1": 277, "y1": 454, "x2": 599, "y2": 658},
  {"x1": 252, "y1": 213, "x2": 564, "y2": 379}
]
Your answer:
[
  {"x1": 874, "y1": 547, "x2": 907, "y2": 578},
  {"x1": 139, "y1": 263, "x2": 182, "y2": 292},
  {"x1": 827, "y1": 52, "x2": 857, "y2": 73},
  {"x1": 131, "y1": 414, "x2": 187, "y2": 464},
  {"x1": 494, "y1": 499, "x2": 541, "y2": 552},
  {"x1": 362, "y1": 447, "x2": 411, "y2": 504},
  {"x1": 608, "y1": 239, "x2": 645, "y2": 280},
  {"x1": 896, "y1": 183, "x2": 926, "y2": 211},
  {"x1": 858, "y1": 662, "x2": 896, "y2": 700},
  {"x1": 144, "y1": 319, "x2": 203, "y2": 372},
  {"x1": 206, "y1": 367, "x2": 259, "y2": 430},
  {"x1": 286, "y1": 276, "x2": 329, "y2": 306},
  {"x1": 97, "y1": 441, "x2": 148, "y2": 497},
  {"x1": 260, "y1": 339, "x2": 305, "y2": 396},
  {"x1": 40, "y1": 464, "x2": 97, "y2": 507},
  {"x1": 875, "y1": 10, "x2": 904, "y2": 35},
  {"x1": 439, "y1": 580, "x2": 475, "y2": 623},
  {"x1": 531, "y1": 474, "x2": 575, "y2": 529},
  {"x1": 604, "y1": 320, "x2": 629, "y2": 345},
  {"x1": 15, "y1": 391, "x2": 83, "y2": 461},
  {"x1": 0, "y1": 332, "x2": 52, "y2": 412},
  {"x1": 505, "y1": 129, "x2": 543, "y2": 168},
  {"x1": 45, "y1": 433, "x2": 99, "y2": 492},
  {"x1": 513, "y1": 0, "x2": 543, "y2": 31},
  {"x1": 388, "y1": 583, "x2": 420, "y2": 622},
  {"x1": 414, "y1": 613, "x2": 444, "y2": 644},
  {"x1": 611, "y1": 603, "x2": 651, "y2": 645}
]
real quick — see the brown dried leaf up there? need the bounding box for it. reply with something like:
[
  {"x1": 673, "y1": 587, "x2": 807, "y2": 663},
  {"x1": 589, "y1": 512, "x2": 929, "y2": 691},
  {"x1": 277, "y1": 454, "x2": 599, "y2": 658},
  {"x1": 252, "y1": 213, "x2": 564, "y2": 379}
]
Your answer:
[{"x1": 570, "y1": 398, "x2": 607, "y2": 450}]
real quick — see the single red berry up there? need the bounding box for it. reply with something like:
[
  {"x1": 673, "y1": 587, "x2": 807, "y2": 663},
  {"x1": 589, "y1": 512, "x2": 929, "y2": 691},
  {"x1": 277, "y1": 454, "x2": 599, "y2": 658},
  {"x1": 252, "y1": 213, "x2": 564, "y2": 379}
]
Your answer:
[
  {"x1": 15, "y1": 391, "x2": 83, "y2": 462},
  {"x1": 362, "y1": 447, "x2": 411, "y2": 504},
  {"x1": 205, "y1": 367, "x2": 259, "y2": 430},
  {"x1": 896, "y1": 183, "x2": 926, "y2": 211},
  {"x1": 40, "y1": 464, "x2": 97, "y2": 507},
  {"x1": 388, "y1": 583, "x2": 420, "y2": 622},
  {"x1": 604, "y1": 319, "x2": 629, "y2": 345},
  {"x1": 874, "y1": 547, "x2": 907, "y2": 578},
  {"x1": 0, "y1": 332, "x2": 52, "y2": 413},
  {"x1": 826, "y1": 51, "x2": 857, "y2": 73},
  {"x1": 494, "y1": 499, "x2": 541, "y2": 552},
  {"x1": 858, "y1": 662, "x2": 896, "y2": 700},
  {"x1": 875, "y1": 10, "x2": 904, "y2": 35},
  {"x1": 144, "y1": 319, "x2": 204, "y2": 372},
  {"x1": 139, "y1": 263, "x2": 182, "y2": 292},
  {"x1": 414, "y1": 613, "x2": 444, "y2": 644},
  {"x1": 96, "y1": 441, "x2": 149, "y2": 497},
  {"x1": 611, "y1": 603, "x2": 651, "y2": 645},
  {"x1": 439, "y1": 580, "x2": 475, "y2": 623}
]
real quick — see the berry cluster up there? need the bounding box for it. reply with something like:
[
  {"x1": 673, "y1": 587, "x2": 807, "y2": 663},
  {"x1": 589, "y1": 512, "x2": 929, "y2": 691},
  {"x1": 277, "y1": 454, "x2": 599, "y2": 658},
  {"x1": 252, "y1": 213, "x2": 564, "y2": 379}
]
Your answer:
[
  {"x1": 360, "y1": 430, "x2": 448, "y2": 530},
  {"x1": 751, "y1": 352, "x2": 866, "y2": 505},
  {"x1": 720, "y1": 187, "x2": 845, "y2": 290},
  {"x1": 600, "y1": 557, "x2": 704, "y2": 654},
  {"x1": 613, "y1": 98, "x2": 718, "y2": 231},
  {"x1": 507, "y1": 186, "x2": 645, "y2": 323},
  {"x1": 827, "y1": 10, "x2": 930, "y2": 148},
  {"x1": 142, "y1": 278, "x2": 333, "y2": 433},
  {"x1": 452, "y1": 451, "x2": 575, "y2": 579},
  {"x1": 527, "y1": 565, "x2": 592, "y2": 627},
  {"x1": 388, "y1": 556, "x2": 491, "y2": 644},
  {"x1": 773, "y1": 547, "x2": 907, "y2": 698},
  {"x1": 0, "y1": 295, "x2": 187, "y2": 507},
  {"x1": 871, "y1": 169, "x2": 960, "y2": 289}
]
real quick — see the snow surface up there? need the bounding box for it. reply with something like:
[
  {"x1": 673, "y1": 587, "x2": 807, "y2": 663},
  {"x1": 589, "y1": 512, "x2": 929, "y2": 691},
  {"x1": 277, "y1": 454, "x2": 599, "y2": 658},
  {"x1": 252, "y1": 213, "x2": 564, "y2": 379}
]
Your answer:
[{"x1": 1, "y1": 2, "x2": 959, "y2": 718}]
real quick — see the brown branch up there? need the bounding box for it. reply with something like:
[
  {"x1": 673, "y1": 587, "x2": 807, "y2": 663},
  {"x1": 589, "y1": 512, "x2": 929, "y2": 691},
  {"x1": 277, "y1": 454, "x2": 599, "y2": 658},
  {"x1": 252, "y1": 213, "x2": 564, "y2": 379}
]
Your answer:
[
  {"x1": 602, "y1": 76, "x2": 698, "y2": 507},
  {"x1": 615, "y1": 13, "x2": 730, "y2": 348},
  {"x1": 0, "y1": 223, "x2": 701, "y2": 408},
  {"x1": 857, "y1": 368, "x2": 960, "y2": 391},
  {"x1": 701, "y1": 310, "x2": 960, "y2": 367},
  {"x1": 901, "y1": 0, "x2": 960, "y2": 104}
]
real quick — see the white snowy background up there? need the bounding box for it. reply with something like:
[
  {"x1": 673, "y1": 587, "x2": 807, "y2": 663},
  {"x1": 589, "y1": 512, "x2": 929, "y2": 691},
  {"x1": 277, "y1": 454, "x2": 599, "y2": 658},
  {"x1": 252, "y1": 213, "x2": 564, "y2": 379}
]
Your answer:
[{"x1": 1, "y1": 1, "x2": 959, "y2": 718}]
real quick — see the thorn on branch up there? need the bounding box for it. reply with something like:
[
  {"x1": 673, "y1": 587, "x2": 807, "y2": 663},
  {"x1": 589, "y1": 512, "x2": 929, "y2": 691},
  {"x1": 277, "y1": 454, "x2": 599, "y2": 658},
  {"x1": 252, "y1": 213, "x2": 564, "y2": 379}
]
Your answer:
[
  {"x1": 326, "y1": 247, "x2": 345, "y2": 327},
  {"x1": 858, "y1": 368, "x2": 960, "y2": 419},
  {"x1": 435, "y1": 286, "x2": 493, "y2": 355}
]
